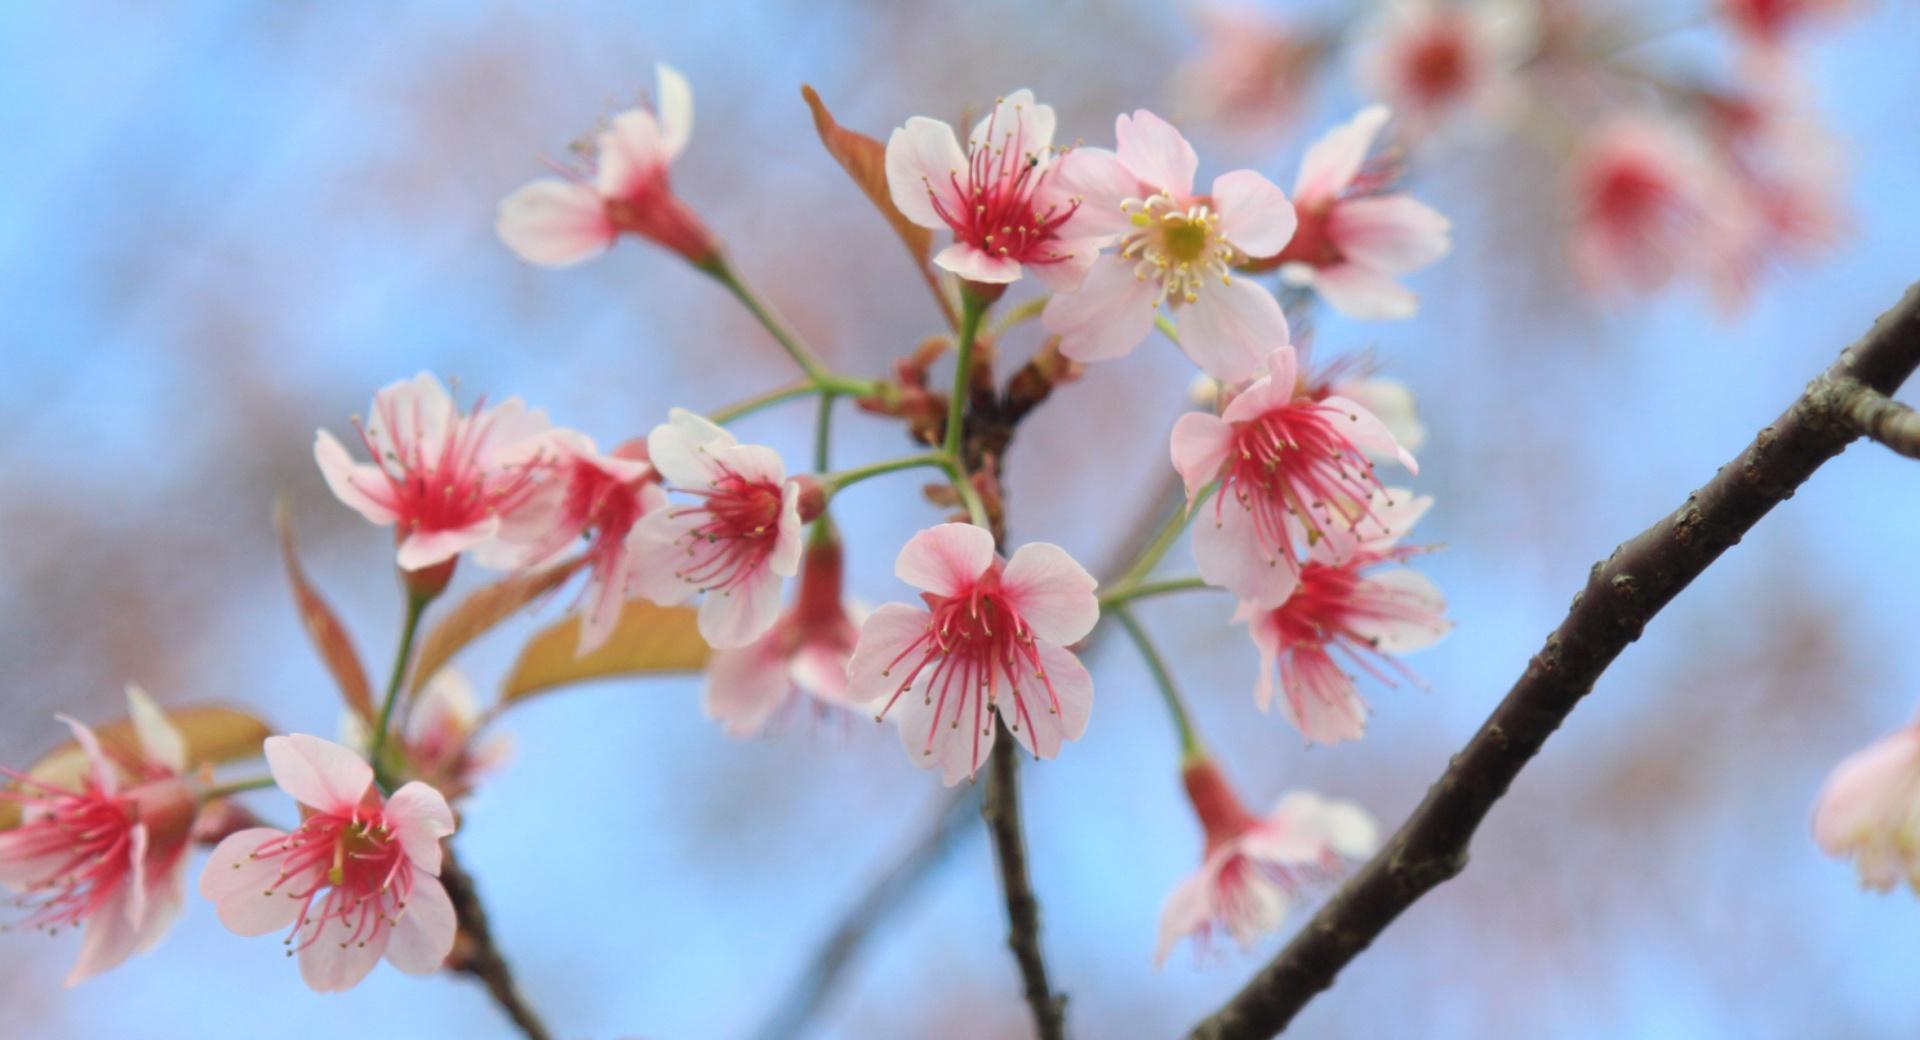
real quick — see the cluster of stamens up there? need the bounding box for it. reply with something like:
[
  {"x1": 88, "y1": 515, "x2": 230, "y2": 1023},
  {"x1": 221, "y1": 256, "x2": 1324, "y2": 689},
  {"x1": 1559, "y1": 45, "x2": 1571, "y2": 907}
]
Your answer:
[
  {"x1": 924, "y1": 103, "x2": 1081, "y2": 268},
  {"x1": 0, "y1": 774, "x2": 135, "y2": 935},
  {"x1": 667, "y1": 466, "x2": 784, "y2": 595},
  {"x1": 1119, "y1": 194, "x2": 1237, "y2": 306},
  {"x1": 1216, "y1": 404, "x2": 1389, "y2": 568},
  {"x1": 1267, "y1": 548, "x2": 1431, "y2": 685},
  {"x1": 348, "y1": 394, "x2": 548, "y2": 537},
  {"x1": 238, "y1": 810, "x2": 412, "y2": 956}
]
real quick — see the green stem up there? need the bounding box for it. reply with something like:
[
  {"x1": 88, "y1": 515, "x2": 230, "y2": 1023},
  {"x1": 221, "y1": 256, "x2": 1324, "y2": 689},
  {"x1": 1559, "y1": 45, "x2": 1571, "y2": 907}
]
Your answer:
[
  {"x1": 944, "y1": 293, "x2": 990, "y2": 460},
  {"x1": 1112, "y1": 485, "x2": 1213, "y2": 593},
  {"x1": 370, "y1": 592, "x2": 430, "y2": 783},
  {"x1": 708, "y1": 380, "x2": 818, "y2": 425},
  {"x1": 200, "y1": 775, "x2": 275, "y2": 802},
  {"x1": 823, "y1": 451, "x2": 950, "y2": 494},
  {"x1": 1111, "y1": 607, "x2": 1205, "y2": 760},
  {"x1": 990, "y1": 294, "x2": 1050, "y2": 338},
  {"x1": 813, "y1": 391, "x2": 837, "y2": 473},
  {"x1": 1099, "y1": 575, "x2": 1211, "y2": 609},
  {"x1": 705, "y1": 256, "x2": 835, "y2": 384},
  {"x1": 945, "y1": 462, "x2": 991, "y2": 529}
]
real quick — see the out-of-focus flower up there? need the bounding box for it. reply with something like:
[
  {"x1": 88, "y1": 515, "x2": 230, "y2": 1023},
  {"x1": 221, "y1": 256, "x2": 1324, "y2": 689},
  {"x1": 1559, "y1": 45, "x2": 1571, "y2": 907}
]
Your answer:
[
  {"x1": 1353, "y1": 0, "x2": 1528, "y2": 133},
  {"x1": 1255, "y1": 106, "x2": 1452, "y2": 320},
  {"x1": 885, "y1": 89, "x2": 1101, "y2": 290},
  {"x1": 704, "y1": 528, "x2": 864, "y2": 738},
  {"x1": 1721, "y1": 0, "x2": 1853, "y2": 48},
  {"x1": 490, "y1": 433, "x2": 668, "y2": 655},
  {"x1": 314, "y1": 372, "x2": 554, "y2": 574},
  {"x1": 1156, "y1": 757, "x2": 1377, "y2": 964},
  {"x1": 1174, "y1": 5, "x2": 1330, "y2": 134},
  {"x1": 0, "y1": 686, "x2": 196, "y2": 985},
  {"x1": 1237, "y1": 490, "x2": 1448, "y2": 744},
  {"x1": 1171, "y1": 344, "x2": 1416, "y2": 608},
  {"x1": 200, "y1": 735, "x2": 456, "y2": 993},
  {"x1": 1567, "y1": 116, "x2": 1745, "y2": 298},
  {"x1": 1812, "y1": 722, "x2": 1920, "y2": 892},
  {"x1": 847, "y1": 523, "x2": 1097, "y2": 785},
  {"x1": 344, "y1": 669, "x2": 510, "y2": 801},
  {"x1": 628, "y1": 409, "x2": 809, "y2": 649},
  {"x1": 497, "y1": 64, "x2": 717, "y2": 267},
  {"x1": 1043, "y1": 110, "x2": 1296, "y2": 383}
]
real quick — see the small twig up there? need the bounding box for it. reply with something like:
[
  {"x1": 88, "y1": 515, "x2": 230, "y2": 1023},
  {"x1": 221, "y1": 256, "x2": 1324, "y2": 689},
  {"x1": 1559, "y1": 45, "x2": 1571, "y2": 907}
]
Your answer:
[
  {"x1": 1187, "y1": 281, "x2": 1920, "y2": 1040},
  {"x1": 441, "y1": 850, "x2": 554, "y2": 1040},
  {"x1": 984, "y1": 736, "x2": 1067, "y2": 1040},
  {"x1": 1834, "y1": 377, "x2": 1920, "y2": 459}
]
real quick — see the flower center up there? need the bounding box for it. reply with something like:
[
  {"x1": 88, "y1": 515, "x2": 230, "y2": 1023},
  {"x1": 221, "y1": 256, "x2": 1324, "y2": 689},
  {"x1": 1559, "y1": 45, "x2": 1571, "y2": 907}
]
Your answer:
[
  {"x1": 1120, "y1": 193, "x2": 1236, "y2": 306},
  {"x1": 353, "y1": 400, "x2": 547, "y2": 538},
  {"x1": 926, "y1": 113, "x2": 1080, "y2": 268},
  {"x1": 1405, "y1": 26, "x2": 1468, "y2": 104},
  {"x1": 1216, "y1": 403, "x2": 1386, "y2": 563},
  {"x1": 0, "y1": 774, "x2": 138, "y2": 933},
  {"x1": 245, "y1": 810, "x2": 414, "y2": 954},
  {"x1": 668, "y1": 469, "x2": 784, "y2": 594}
]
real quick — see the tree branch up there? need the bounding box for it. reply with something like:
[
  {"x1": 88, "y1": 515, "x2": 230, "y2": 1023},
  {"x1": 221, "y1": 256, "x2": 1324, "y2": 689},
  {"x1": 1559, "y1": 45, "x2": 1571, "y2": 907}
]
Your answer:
[
  {"x1": 1834, "y1": 377, "x2": 1920, "y2": 459},
  {"x1": 985, "y1": 735, "x2": 1068, "y2": 1040},
  {"x1": 1188, "y1": 281, "x2": 1920, "y2": 1040},
  {"x1": 440, "y1": 850, "x2": 554, "y2": 1040}
]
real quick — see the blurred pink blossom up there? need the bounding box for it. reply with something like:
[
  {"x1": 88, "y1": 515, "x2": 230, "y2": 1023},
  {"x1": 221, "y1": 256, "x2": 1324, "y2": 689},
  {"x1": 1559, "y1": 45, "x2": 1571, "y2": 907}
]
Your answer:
[
  {"x1": 1813, "y1": 722, "x2": 1920, "y2": 893},
  {"x1": 704, "y1": 530, "x2": 864, "y2": 738}
]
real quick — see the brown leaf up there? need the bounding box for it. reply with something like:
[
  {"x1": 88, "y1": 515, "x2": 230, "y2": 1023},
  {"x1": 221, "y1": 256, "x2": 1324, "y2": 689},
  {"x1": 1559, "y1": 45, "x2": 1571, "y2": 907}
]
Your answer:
[
  {"x1": 409, "y1": 556, "x2": 586, "y2": 694},
  {"x1": 274, "y1": 498, "x2": 376, "y2": 721},
  {"x1": 17, "y1": 704, "x2": 275, "y2": 798},
  {"x1": 498, "y1": 600, "x2": 708, "y2": 707},
  {"x1": 800, "y1": 84, "x2": 957, "y2": 327}
]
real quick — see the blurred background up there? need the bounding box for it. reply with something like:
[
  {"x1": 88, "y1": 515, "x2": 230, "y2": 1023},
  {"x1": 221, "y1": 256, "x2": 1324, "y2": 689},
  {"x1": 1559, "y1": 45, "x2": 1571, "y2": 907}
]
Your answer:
[{"x1": 3, "y1": 1, "x2": 1918, "y2": 1037}]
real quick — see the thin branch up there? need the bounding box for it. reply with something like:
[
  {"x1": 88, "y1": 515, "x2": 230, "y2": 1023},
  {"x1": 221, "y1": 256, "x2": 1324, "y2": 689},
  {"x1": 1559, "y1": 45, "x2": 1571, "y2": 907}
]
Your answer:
[
  {"x1": 984, "y1": 735, "x2": 1067, "y2": 1040},
  {"x1": 1834, "y1": 377, "x2": 1920, "y2": 459},
  {"x1": 441, "y1": 850, "x2": 554, "y2": 1040},
  {"x1": 749, "y1": 787, "x2": 981, "y2": 1040},
  {"x1": 1188, "y1": 281, "x2": 1920, "y2": 1040}
]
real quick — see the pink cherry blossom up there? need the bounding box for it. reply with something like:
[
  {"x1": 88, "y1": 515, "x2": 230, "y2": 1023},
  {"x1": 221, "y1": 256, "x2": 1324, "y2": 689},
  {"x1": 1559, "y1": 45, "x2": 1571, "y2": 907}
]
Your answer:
[
  {"x1": 489, "y1": 432, "x2": 668, "y2": 655},
  {"x1": 345, "y1": 669, "x2": 511, "y2": 801},
  {"x1": 1812, "y1": 722, "x2": 1920, "y2": 892},
  {"x1": 846, "y1": 523, "x2": 1098, "y2": 785},
  {"x1": 1236, "y1": 490, "x2": 1449, "y2": 744},
  {"x1": 199, "y1": 735, "x2": 456, "y2": 993},
  {"x1": 1259, "y1": 106, "x2": 1452, "y2": 320},
  {"x1": 496, "y1": 64, "x2": 716, "y2": 267},
  {"x1": 0, "y1": 685, "x2": 195, "y2": 985},
  {"x1": 1171, "y1": 345, "x2": 1417, "y2": 608},
  {"x1": 1721, "y1": 0, "x2": 1853, "y2": 47},
  {"x1": 884, "y1": 89, "x2": 1101, "y2": 289},
  {"x1": 627, "y1": 409, "x2": 809, "y2": 649},
  {"x1": 704, "y1": 530, "x2": 864, "y2": 738},
  {"x1": 314, "y1": 372, "x2": 555, "y2": 573},
  {"x1": 1042, "y1": 110, "x2": 1297, "y2": 383},
  {"x1": 1568, "y1": 117, "x2": 1746, "y2": 298},
  {"x1": 1157, "y1": 758, "x2": 1376, "y2": 964},
  {"x1": 1353, "y1": 0, "x2": 1525, "y2": 133},
  {"x1": 1173, "y1": 5, "x2": 1328, "y2": 135}
]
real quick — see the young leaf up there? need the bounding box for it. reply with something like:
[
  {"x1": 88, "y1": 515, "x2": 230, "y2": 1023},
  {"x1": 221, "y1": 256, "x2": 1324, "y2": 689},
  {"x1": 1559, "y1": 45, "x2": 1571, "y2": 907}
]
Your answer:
[
  {"x1": 800, "y1": 84, "x2": 957, "y2": 328},
  {"x1": 498, "y1": 601, "x2": 708, "y2": 707},
  {"x1": 274, "y1": 498, "x2": 377, "y2": 722},
  {"x1": 408, "y1": 556, "x2": 586, "y2": 695}
]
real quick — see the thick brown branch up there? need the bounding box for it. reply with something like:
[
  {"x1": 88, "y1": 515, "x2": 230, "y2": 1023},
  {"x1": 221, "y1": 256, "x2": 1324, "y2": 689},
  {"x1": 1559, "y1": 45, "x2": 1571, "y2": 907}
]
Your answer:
[
  {"x1": 985, "y1": 735, "x2": 1068, "y2": 1040},
  {"x1": 441, "y1": 850, "x2": 554, "y2": 1040},
  {"x1": 1188, "y1": 281, "x2": 1920, "y2": 1040},
  {"x1": 1834, "y1": 377, "x2": 1920, "y2": 459}
]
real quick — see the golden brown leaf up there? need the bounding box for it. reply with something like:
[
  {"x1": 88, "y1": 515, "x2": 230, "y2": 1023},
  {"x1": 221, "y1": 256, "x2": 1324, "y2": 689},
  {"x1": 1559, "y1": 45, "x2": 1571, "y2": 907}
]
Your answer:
[
  {"x1": 17, "y1": 704, "x2": 275, "y2": 797},
  {"x1": 498, "y1": 600, "x2": 708, "y2": 706},
  {"x1": 274, "y1": 498, "x2": 376, "y2": 721}
]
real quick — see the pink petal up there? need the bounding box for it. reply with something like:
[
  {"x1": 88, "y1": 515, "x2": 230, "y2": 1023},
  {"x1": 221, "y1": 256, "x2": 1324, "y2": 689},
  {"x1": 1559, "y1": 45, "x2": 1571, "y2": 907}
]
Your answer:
[
  {"x1": 1169, "y1": 412, "x2": 1236, "y2": 503},
  {"x1": 385, "y1": 871, "x2": 457, "y2": 976},
  {"x1": 1337, "y1": 378, "x2": 1426, "y2": 454},
  {"x1": 264, "y1": 734, "x2": 373, "y2": 813},
  {"x1": 1267, "y1": 791, "x2": 1379, "y2": 859},
  {"x1": 1328, "y1": 194, "x2": 1451, "y2": 273},
  {"x1": 623, "y1": 512, "x2": 701, "y2": 606},
  {"x1": 313, "y1": 430, "x2": 398, "y2": 527},
  {"x1": 384, "y1": 782, "x2": 455, "y2": 876},
  {"x1": 647, "y1": 408, "x2": 737, "y2": 489},
  {"x1": 198, "y1": 827, "x2": 304, "y2": 937},
  {"x1": 894, "y1": 523, "x2": 996, "y2": 597},
  {"x1": 129, "y1": 852, "x2": 187, "y2": 958},
  {"x1": 1293, "y1": 105, "x2": 1389, "y2": 204},
  {"x1": 1195, "y1": 497, "x2": 1300, "y2": 608},
  {"x1": 1044, "y1": 254, "x2": 1159, "y2": 365},
  {"x1": 884, "y1": 116, "x2": 968, "y2": 231},
  {"x1": 595, "y1": 109, "x2": 670, "y2": 198},
  {"x1": 1350, "y1": 569, "x2": 1450, "y2": 654},
  {"x1": 1115, "y1": 110, "x2": 1199, "y2": 197},
  {"x1": 1212, "y1": 170, "x2": 1297, "y2": 258},
  {"x1": 1002, "y1": 641, "x2": 1093, "y2": 761},
  {"x1": 1279, "y1": 649, "x2": 1368, "y2": 745},
  {"x1": 396, "y1": 518, "x2": 500, "y2": 572},
  {"x1": 968, "y1": 89, "x2": 1056, "y2": 155},
  {"x1": 66, "y1": 865, "x2": 141, "y2": 985},
  {"x1": 576, "y1": 553, "x2": 630, "y2": 656},
  {"x1": 298, "y1": 909, "x2": 390, "y2": 993},
  {"x1": 1317, "y1": 395, "x2": 1418, "y2": 473},
  {"x1": 703, "y1": 636, "x2": 795, "y2": 738},
  {"x1": 697, "y1": 559, "x2": 784, "y2": 649},
  {"x1": 124, "y1": 684, "x2": 186, "y2": 775},
  {"x1": 366, "y1": 372, "x2": 456, "y2": 463},
  {"x1": 934, "y1": 242, "x2": 1024, "y2": 284},
  {"x1": 1001, "y1": 543, "x2": 1100, "y2": 645},
  {"x1": 790, "y1": 638, "x2": 855, "y2": 703},
  {"x1": 1154, "y1": 865, "x2": 1215, "y2": 967},
  {"x1": 57, "y1": 715, "x2": 117, "y2": 796},
  {"x1": 845, "y1": 603, "x2": 934, "y2": 706},
  {"x1": 1293, "y1": 261, "x2": 1418, "y2": 320},
  {"x1": 654, "y1": 63, "x2": 694, "y2": 162},
  {"x1": 1025, "y1": 238, "x2": 1101, "y2": 293},
  {"x1": 892, "y1": 674, "x2": 996, "y2": 786},
  {"x1": 1174, "y1": 277, "x2": 1288, "y2": 383},
  {"x1": 495, "y1": 179, "x2": 615, "y2": 268},
  {"x1": 1047, "y1": 148, "x2": 1140, "y2": 241},
  {"x1": 771, "y1": 482, "x2": 804, "y2": 578},
  {"x1": 1219, "y1": 354, "x2": 1301, "y2": 424}
]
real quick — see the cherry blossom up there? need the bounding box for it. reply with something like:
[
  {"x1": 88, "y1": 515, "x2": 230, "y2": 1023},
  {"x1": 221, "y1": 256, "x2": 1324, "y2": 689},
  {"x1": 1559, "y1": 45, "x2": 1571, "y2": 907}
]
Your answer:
[
  {"x1": 627, "y1": 409, "x2": 809, "y2": 649},
  {"x1": 884, "y1": 89, "x2": 1101, "y2": 289},
  {"x1": 1813, "y1": 721, "x2": 1920, "y2": 893},
  {"x1": 199, "y1": 735, "x2": 456, "y2": 993},
  {"x1": 1157, "y1": 758, "x2": 1377, "y2": 964},
  {"x1": 1353, "y1": 0, "x2": 1526, "y2": 133},
  {"x1": 1721, "y1": 0, "x2": 1854, "y2": 48},
  {"x1": 496, "y1": 64, "x2": 716, "y2": 267},
  {"x1": 1567, "y1": 117, "x2": 1745, "y2": 298},
  {"x1": 344, "y1": 669, "x2": 511, "y2": 801},
  {"x1": 1258, "y1": 106, "x2": 1452, "y2": 320},
  {"x1": 703, "y1": 531, "x2": 864, "y2": 738},
  {"x1": 1173, "y1": 5, "x2": 1326, "y2": 134},
  {"x1": 846, "y1": 523, "x2": 1097, "y2": 785},
  {"x1": 314, "y1": 372, "x2": 555, "y2": 573},
  {"x1": 1042, "y1": 110, "x2": 1297, "y2": 383},
  {"x1": 1236, "y1": 490, "x2": 1449, "y2": 744},
  {"x1": 0, "y1": 686, "x2": 196, "y2": 985},
  {"x1": 1171, "y1": 345, "x2": 1416, "y2": 608}
]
